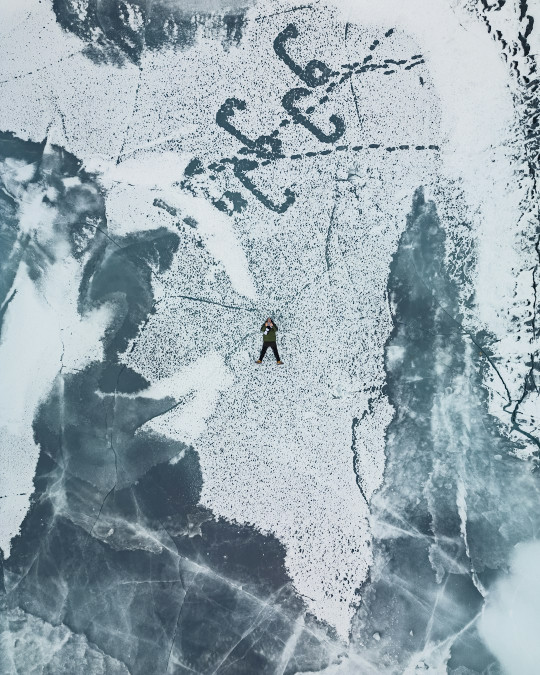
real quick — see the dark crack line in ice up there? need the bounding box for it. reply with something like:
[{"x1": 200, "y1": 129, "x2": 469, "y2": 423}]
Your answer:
[
  {"x1": 114, "y1": 579, "x2": 183, "y2": 586},
  {"x1": 217, "y1": 633, "x2": 267, "y2": 674},
  {"x1": 120, "y1": 290, "x2": 257, "y2": 375},
  {"x1": 345, "y1": 21, "x2": 364, "y2": 135},
  {"x1": 350, "y1": 79, "x2": 363, "y2": 133},
  {"x1": 143, "y1": 492, "x2": 210, "y2": 675},
  {"x1": 165, "y1": 573, "x2": 194, "y2": 674},
  {"x1": 325, "y1": 188, "x2": 338, "y2": 274},
  {"x1": 86, "y1": 480, "x2": 115, "y2": 542},
  {"x1": 47, "y1": 91, "x2": 69, "y2": 146},
  {"x1": 116, "y1": 66, "x2": 143, "y2": 166},
  {"x1": 163, "y1": 295, "x2": 256, "y2": 312},
  {"x1": 91, "y1": 332, "x2": 134, "y2": 544},
  {"x1": 86, "y1": 400, "x2": 118, "y2": 545},
  {"x1": 0, "y1": 51, "x2": 81, "y2": 85},
  {"x1": 82, "y1": 220, "x2": 124, "y2": 252},
  {"x1": 351, "y1": 416, "x2": 369, "y2": 505},
  {"x1": 154, "y1": 508, "x2": 307, "y2": 675},
  {"x1": 255, "y1": 3, "x2": 316, "y2": 22},
  {"x1": 209, "y1": 584, "x2": 293, "y2": 674},
  {"x1": 58, "y1": 330, "x2": 65, "y2": 374},
  {"x1": 154, "y1": 538, "x2": 339, "y2": 656}
]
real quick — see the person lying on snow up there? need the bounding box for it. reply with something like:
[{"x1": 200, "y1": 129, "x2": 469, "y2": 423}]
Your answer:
[{"x1": 256, "y1": 317, "x2": 283, "y2": 365}]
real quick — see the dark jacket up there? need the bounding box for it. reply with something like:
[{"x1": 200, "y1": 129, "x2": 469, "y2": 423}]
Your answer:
[{"x1": 261, "y1": 322, "x2": 278, "y2": 342}]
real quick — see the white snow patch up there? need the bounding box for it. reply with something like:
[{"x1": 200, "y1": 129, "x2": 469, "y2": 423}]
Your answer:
[
  {"x1": 97, "y1": 152, "x2": 257, "y2": 300},
  {"x1": 386, "y1": 345, "x2": 405, "y2": 369},
  {"x1": 479, "y1": 541, "x2": 540, "y2": 675},
  {"x1": 142, "y1": 351, "x2": 234, "y2": 445}
]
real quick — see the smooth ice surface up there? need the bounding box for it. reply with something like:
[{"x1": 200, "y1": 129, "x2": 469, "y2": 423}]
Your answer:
[{"x1": 0, "y1": 0, "x2": 539, "y2": 672}]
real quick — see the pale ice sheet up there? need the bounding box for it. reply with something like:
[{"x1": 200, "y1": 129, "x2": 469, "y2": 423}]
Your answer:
[{"x1": 0, "y1": 164, "x2": 111, "y2": 556}]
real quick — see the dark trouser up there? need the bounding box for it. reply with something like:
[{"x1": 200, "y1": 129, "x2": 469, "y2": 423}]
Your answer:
[{"x1": 259, "y1": 341, "x2": 280, "y2": 362}]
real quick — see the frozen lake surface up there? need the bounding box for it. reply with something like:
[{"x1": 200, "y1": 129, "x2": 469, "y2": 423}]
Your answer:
[{"x1": 0, "y1": 0, "x2": 539, "y2": 672}]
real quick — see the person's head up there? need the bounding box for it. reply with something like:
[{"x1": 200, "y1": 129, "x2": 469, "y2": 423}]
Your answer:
[{"x1": 267, "y1": 317, "x2": 273, "y2": 324}]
